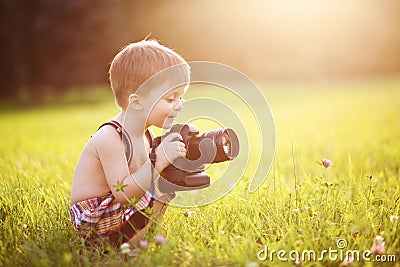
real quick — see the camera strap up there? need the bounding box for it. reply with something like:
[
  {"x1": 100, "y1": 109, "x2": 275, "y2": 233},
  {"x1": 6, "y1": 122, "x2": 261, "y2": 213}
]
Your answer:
[
  {"x1": 149, "y1": 136, "x2": 164, "y2": 178},
  {"x1": 148, "y1": 139, "x2": 158, "y2": 192}
]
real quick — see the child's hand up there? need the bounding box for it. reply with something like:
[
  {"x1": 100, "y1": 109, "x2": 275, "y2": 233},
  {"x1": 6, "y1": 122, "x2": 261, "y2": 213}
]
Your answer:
[{"x1": 154, "y1": 133, "x2": 186, "y2": 173}]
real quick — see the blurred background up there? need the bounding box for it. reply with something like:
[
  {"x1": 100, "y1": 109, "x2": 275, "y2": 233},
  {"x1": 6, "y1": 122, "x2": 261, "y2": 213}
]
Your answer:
[{"x1": 1, "y1": 0, "x2": 399, "y2": 102}]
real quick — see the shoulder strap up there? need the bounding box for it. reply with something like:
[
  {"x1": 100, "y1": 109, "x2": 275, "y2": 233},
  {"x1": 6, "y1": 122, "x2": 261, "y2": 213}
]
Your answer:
[
  {"x1": 98, "y1": 120, "x2": 133, "y2": 166},
  {"x1": 97, "y1": 120, "x2": 154, "y2": 166},
  {"x1": 98, "y1": 120, "x2": 123, "y2": 134},
  {"x1": 146, "y1": 128, "x2": 153, "y2": 148}
]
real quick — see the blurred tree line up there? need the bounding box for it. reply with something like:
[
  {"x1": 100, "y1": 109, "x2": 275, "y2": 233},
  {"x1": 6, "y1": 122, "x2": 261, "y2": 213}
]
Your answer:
[
  {"x1": 1, "y1": 0, "x2": 399, "y2": 101},
  {"x1": 0, "y1": 0, "x2": 144, "y2": 100}
]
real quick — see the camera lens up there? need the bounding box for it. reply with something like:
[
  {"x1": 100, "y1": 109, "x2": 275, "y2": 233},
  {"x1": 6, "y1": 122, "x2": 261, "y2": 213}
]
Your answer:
[
  {"x1": 222, "y1": 132, "x2": 231, "y2": 156},
  {"x1": 187, "y1": 128, "x2": 239, "y2": 164},
  {"x1": 214, "y1": 128, "x2": 239, "y2": 163}
]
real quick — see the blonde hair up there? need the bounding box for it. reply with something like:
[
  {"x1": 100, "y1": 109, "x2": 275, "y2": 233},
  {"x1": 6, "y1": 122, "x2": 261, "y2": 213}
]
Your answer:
[{"x1": 109, "y1": 39, "x2": 190, "y2": 109}]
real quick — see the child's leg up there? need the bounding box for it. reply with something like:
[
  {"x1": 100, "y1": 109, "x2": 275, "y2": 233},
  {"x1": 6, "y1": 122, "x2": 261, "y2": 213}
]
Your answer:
[{"x1": 128, "y1": 200, "x2": 168, "y2": 247}]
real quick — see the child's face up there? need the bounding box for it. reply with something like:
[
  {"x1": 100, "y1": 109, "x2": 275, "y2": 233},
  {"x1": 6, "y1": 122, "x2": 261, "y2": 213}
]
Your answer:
[{"x1": 144, "y1": 80, "x2": 186, "y2": 129}]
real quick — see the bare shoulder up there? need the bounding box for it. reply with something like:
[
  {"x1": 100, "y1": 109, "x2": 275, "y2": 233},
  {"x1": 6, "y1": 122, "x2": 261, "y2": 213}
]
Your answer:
[{"x1": 91, "y1": 124, "x2": 121, "y2": 151}]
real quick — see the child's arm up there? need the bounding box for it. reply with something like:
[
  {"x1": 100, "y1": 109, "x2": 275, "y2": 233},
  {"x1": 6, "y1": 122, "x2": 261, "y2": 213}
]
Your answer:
[{"x1": 94, "y1": 127, "x2": 185, "y2": 204}]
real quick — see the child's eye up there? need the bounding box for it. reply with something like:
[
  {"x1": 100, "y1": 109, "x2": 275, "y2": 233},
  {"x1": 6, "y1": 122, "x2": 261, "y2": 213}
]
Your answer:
[{"x1": 166, "y1": 96, "x2": 184, "y2": 103}]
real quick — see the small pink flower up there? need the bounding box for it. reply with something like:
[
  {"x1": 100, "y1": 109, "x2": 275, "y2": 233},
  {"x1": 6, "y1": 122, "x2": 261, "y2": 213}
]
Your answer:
[
  {"x1": 371, "y1": 242, "x2": 386, "y2": 254},
  {"x1": 371, "y1": 235, "x2": 386, "y2": 254},
  {"x1": 341, "y1": 256, "x2": 354, "y2": 266},
  {"x1": 139, "y1": 239, "x2": 149, "y2": 249},
  {"x1": 154, "y1": 234, "x2": 167, "y2": 245},
  {"x1": 322, "y1": 158, "x2": 332, "y2": 168}
]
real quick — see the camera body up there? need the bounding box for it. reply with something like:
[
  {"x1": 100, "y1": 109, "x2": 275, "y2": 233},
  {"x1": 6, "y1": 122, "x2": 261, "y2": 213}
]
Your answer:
[{"x1": 151, "y1": 124, "x2": 239, "y2": 193}]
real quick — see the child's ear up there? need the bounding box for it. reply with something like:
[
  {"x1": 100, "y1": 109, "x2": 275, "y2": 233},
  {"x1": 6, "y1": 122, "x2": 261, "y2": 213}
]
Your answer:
[{"x1": 128, "y1": 94, "x2": 144, "y2": 111}]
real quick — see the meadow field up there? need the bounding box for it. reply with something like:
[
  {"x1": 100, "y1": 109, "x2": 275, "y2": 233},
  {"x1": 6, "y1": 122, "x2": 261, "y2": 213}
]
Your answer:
[{"x1": 0, "y1": 78, "x2": 399, "y2": 266}]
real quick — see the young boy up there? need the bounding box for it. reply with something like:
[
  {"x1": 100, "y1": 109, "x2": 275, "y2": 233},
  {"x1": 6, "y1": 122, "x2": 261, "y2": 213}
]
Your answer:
[{"x1": 69, "y1": 39, "x2": 190, "y2": 248}]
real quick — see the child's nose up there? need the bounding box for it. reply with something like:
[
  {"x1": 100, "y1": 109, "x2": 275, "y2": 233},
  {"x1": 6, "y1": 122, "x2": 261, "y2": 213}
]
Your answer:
[{"x1": 174, "y1": 100, "x2": 183, "y2": 111}]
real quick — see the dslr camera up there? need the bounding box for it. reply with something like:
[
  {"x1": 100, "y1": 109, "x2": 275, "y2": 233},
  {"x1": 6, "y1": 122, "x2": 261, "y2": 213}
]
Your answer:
[{"x1": 151, "y1": 124, "x2": 239, "y2": 192}]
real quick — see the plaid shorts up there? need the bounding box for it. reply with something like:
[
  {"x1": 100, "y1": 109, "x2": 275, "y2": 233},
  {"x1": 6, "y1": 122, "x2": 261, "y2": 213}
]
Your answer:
[{"x1": 69, "y1": 192, "x2": 153, "y2": 243}]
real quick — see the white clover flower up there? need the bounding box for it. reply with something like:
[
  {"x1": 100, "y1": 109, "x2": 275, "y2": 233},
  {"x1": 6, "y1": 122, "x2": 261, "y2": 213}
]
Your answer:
[
  {"x1": 390, "y1": 215, "x2": 399, "y2": 223},
  {"x1": 184, "y1": 209, "x2": 195, "y2": 217},
  {"x1": 120, "y1": 243, "x2": 130, "y2": 254}
]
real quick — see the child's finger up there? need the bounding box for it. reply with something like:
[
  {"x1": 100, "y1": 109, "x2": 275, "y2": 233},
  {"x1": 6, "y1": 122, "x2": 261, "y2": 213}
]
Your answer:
[
  {"x1": 170, "y1": 145, "x2": 186, "y2": 156},
  {"x1": 176, "y1": 141, "x2": 186, "y2": 148},
  {"x1": 179, "y1": 146, "x2": 187, "y2": 154},
  {"x1": 171, "y1": 145, "x2": 186, "y2": 154},
  {"x1": 164, "y1": 133, "x2": 183, "y2": 142}
]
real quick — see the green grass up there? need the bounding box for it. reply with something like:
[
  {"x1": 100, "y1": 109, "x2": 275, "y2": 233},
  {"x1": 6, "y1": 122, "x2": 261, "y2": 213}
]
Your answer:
[{"x1": 0, "y1": 79, "x2": 399, "y2": 266}]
